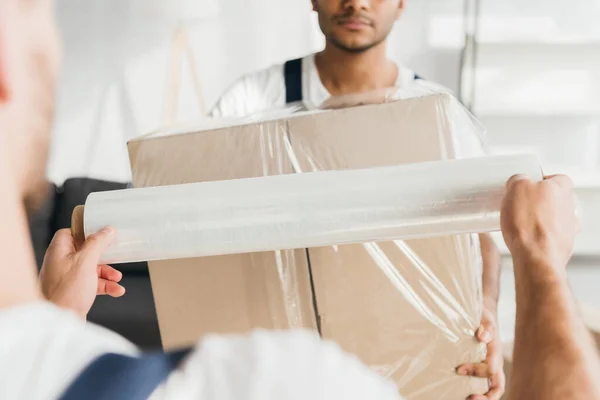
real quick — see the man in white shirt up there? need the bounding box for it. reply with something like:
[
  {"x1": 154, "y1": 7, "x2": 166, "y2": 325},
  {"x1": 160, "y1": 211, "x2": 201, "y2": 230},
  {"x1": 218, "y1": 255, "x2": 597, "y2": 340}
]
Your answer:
[
  {"x1": 211, "y1": 1, "x2": 505, "y2": 398},
  {"x1": 2, "y1": 1, "x2": 600, "y2": 400},
  {"x1": 0, "y1": 1, "x2": 398, "y2": 399},
  {"x1": 211, "y1": 0, "x2": 448, "y2": 117}
]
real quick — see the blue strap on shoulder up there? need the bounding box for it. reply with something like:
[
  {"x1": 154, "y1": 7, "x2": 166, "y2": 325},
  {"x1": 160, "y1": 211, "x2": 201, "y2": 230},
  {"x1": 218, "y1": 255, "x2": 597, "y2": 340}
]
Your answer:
[
  {"x1": 284, "y1": 58, "x2": 303, "y2": 104},
  {"x1": 59, "y1": 348, "x2": 191, "y2": 400}
]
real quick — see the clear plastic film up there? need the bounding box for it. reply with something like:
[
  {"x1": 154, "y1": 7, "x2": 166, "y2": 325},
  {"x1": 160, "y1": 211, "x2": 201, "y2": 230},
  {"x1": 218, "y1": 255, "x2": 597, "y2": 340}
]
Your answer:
[
  {"x1": 125, "y1": 89, "x2": 528, "y2": 399},
  {"x1": 85, "y1": 155, "x2": 541, "y2": 265}
]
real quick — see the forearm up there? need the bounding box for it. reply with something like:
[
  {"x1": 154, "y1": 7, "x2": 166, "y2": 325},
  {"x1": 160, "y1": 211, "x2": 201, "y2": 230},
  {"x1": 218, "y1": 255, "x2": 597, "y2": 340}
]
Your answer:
[
  {"x1": 510, "y1": 257, "x2": 600, "y2": 400},
  {"x1": 480, "y1": 233, "x2": 501, "y2": 312}
]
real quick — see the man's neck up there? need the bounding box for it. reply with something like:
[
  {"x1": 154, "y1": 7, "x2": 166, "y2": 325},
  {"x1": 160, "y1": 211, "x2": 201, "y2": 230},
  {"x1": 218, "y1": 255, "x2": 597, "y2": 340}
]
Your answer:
[
  {"x1": 0, "y1": 168, "x2": 42, "y2": 309},
  {"x1": 314, "y1": 40, "x2": 397, "y2": 96}
]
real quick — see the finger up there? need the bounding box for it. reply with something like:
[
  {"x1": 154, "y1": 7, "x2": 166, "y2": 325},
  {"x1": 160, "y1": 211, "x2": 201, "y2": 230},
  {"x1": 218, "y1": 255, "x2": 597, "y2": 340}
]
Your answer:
[
  {"x1": 477, "y1": 322, "x2": 494, "y2": 344},
  {"x1": 48, "y1": 228, "x2": 77, "y2": 254},
  {"x1": 97, "y1": 279, "x2": 126, "y2": 297},
  {"x1": 481, "y1": 384, "x2": 505, "y2": 400},
  {"x1": 478, "y1": 387, "x2": 504, "y2": 400},
  {"x1": 469, "y1": 395, "x2": 487, "y2": 400},
  {"x1": 546, "y1": 174, "x2": 573, "y2": 190},
  {"x1": 505, "y1": 174, "x2": 528, "y2": 190},
  {"x1": 456, "y1": 363, "x2": 490, "y2": 378},
  {"x1": 482, "y1": 371, "x2": 506, "y2": 400},
  {"x1": 98, "y1": 264, "x2": 122, "y2": 282},
  {"x1": 80, "y1": 226, "x2": 116, "y2": 263},
  {"x1": 106, "y1": 281, "x2": 126, "y2": 298},
  {"x1": 485, "y1": 340, "x2": 504, "y2": 374}
]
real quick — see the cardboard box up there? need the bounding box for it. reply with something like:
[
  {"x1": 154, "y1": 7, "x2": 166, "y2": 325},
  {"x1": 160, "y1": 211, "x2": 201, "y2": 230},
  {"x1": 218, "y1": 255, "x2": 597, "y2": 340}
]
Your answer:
[
  {"x1": 129, "y1": 122, "x2": 318, "y2": 344},
  {"x1": 128, "y1": 93, "x2": 488, "y2": 398}
]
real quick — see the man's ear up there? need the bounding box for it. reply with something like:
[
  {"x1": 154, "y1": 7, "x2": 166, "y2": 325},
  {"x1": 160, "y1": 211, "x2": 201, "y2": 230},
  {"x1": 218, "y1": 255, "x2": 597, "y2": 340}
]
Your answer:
[
  {"x1": 311, "y1": 0, "x2": 318, "y2": 12},
  {"x1": 396, "y1": 0, "x2": 406, "y2": 19}
]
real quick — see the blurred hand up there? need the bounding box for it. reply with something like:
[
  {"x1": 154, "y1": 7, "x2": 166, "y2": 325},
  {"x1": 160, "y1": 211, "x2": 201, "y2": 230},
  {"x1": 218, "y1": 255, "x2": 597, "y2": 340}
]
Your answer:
[
  {"x1": 40, "y1": 227, "x2": 125, "y2": 319},
  {"x1": 456, "y1": 307, "x2": 505, "y2": 400},
  {"x1": 500, "y1": 174, "x2": 579, "y2": 274}
]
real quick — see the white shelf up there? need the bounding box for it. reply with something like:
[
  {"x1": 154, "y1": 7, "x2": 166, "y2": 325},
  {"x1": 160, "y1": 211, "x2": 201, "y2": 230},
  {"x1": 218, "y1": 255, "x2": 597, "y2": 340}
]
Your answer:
[
  {"x1": 462, "y1": 10, "x2": 600, "y2": 257},
  {"x1": 474, "y1": 108, "x2": 600, "y2": 118},
  {"x1": 475, "y1": 40, "x2": 600, "y2": 49},
  {"x1": 428, "y1": 14, "x2": 600, "y2": 50},
  {"x1": 463, "y1": 36, "x2": 600, "y2": 118}
]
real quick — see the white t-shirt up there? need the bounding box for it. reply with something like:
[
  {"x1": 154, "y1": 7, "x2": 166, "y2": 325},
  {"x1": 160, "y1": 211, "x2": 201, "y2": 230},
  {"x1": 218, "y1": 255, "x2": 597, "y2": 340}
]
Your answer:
[
  {"x1": 210, "y1": 53, "x2": 486, "y2": 159},
  {"x1": 211, "y1": 53, "x2": 427, "y2": 117},
  {"x1": 0, "y1": 302, "x2": 402, "y2": 400}
]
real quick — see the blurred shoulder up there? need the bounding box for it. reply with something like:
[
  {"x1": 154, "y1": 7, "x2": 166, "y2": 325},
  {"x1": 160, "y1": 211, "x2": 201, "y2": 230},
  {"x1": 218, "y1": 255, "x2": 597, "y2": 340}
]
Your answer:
[{"x1": 210, "y1": 63, "x2": 286, "y2": 118}]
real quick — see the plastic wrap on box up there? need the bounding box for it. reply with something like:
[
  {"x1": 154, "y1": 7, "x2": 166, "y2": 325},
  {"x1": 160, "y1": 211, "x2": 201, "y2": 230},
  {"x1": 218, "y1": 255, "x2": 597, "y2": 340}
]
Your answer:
[
  {"x1": 126, "y1": 90, "x2": 525, "y2": 399},
  {"x1": 82, "y1": 155, "x2": 541, "y2": 265}
]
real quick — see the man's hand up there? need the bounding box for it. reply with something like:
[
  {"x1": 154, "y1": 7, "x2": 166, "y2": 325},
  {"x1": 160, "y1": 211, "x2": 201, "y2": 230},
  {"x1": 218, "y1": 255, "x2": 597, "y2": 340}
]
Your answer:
[
  {"x1": 456, "y1": 307, "x2": 505, "y2": 400},
  {"x1": 498, "y1": 175, "x2": 600, "y2": 399},
  {"x1": 40, "y1": 227, "x2": 125, "y2": 318},
  {"x1": 500, "y1": 174, "x2": 579, "y2": 279}
]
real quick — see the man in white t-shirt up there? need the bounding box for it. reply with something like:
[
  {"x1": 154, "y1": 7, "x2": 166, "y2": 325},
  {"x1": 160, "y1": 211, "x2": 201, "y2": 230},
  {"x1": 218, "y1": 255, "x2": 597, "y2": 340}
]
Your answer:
[
  {"x1": 211, "y1": 1, "x2": 505, "y2": 398},
  {"x1": 212, "y1": 0, "x2": 448, "y2": 117},
  {"x1": 0, "y1": 1, "x2": 396, "y2": 399},
  {"x1": 4, "y1": 2, "x2": 600, "y2": 400}
]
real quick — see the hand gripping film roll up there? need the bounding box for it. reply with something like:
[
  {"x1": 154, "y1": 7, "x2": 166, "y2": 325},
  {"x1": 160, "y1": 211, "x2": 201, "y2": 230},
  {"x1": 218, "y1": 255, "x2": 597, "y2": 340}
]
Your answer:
[{"x1": 71, "y1": 154, "x2": 542, "y2": 264}]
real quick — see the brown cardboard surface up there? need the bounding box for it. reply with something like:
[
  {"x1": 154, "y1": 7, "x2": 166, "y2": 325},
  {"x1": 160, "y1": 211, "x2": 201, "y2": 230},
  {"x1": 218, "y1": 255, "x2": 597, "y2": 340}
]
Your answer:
[
  {"x1": 129, "y1": 121, "x2": 317, "y2": 349},
  {"x1": 289, "y1": 97, "x2": 487, "y2": 399},
  {"x1": 128, "y1": 93, "x2": 487, "y2": 396}
]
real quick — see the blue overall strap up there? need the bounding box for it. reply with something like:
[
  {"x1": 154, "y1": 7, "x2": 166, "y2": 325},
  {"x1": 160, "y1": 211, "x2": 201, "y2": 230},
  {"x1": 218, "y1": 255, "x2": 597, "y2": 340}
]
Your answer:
[
  {"x1": 284, "y1": 58, "x2": 303, "y2": 104},
  {"x1": 60, "y1": 348, "x2": 192, "y2": 400}
]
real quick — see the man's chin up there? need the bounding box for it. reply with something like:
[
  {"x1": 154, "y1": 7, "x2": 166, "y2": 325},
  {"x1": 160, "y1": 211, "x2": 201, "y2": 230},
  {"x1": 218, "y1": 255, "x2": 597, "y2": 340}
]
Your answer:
[{"x1": 329, "y1": 36, "x2": 379, "y2": 54}]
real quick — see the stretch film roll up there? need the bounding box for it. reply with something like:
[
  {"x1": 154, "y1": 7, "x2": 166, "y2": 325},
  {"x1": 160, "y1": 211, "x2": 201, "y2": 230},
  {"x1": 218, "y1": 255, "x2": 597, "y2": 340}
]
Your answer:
[{"x1": 77, "y1": 154, "x2": 542, "y2": 264}]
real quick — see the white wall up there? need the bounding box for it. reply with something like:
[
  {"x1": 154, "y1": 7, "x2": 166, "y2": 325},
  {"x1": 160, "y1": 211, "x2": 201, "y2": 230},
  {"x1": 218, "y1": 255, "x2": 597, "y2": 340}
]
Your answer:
[{"x1": 48, "y1": 0, "x2": 320, "y2": 185}]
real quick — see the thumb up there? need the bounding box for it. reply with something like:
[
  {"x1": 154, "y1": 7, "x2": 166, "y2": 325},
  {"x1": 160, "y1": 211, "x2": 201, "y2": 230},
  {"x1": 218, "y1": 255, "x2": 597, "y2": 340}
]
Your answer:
[
  {"x1": 48, "y1": 228, "x2": 77, "y2": 254},
  {"x1": 79, "y1": 227, "x2": 116, "y2": 264}
]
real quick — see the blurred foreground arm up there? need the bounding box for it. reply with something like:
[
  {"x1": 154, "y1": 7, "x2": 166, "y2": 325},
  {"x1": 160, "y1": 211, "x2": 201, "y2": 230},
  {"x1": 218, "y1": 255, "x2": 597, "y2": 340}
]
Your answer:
[{"x1": 501, "y1": 175, "x2": 600, "y2": 400}]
